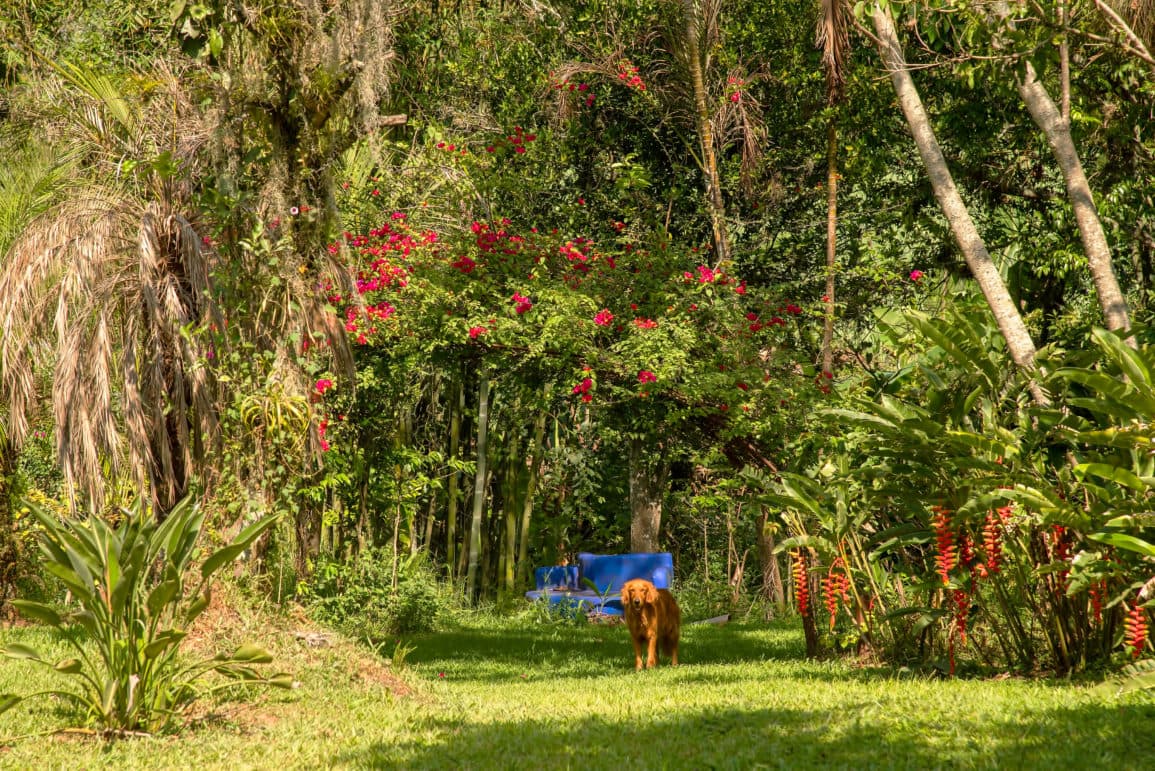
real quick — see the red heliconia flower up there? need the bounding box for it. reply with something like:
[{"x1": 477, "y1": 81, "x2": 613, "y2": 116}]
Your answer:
[
  {"x1": 958, "y1": 533, "x2": 976, "y2": 567},
  {"x1": 952, "y1": 589, "x2": 970, "y2": 647},
  {"x1": 932, "y1": 506, "x2": 956, "y2": 585},
  {"x1": 1088, "y1": 581, "x2": 1105, "y2": 624},
  {"x1": 1124, "y1": 601, "x2": 1149, "y2": 659},
  {"x1": 791, "y1": 550, "x2": 810, "y2": 618},
  {"x1": 982, "y1": 509, "x2": 1006, "y2": 575}
]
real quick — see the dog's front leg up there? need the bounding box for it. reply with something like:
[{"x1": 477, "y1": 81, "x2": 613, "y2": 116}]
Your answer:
[
  {"x1": 646, "y1": 633, "x2": 658, "y2": 669},
  {"x1": 632, "y1": 635, "x2": 644, "y2": 671}
]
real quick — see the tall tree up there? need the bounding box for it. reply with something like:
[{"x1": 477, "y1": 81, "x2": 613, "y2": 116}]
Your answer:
[
  {"x1": 870, "y1": 3, "x2": 1047, "y2": 403},
  {"x1": 992, "y1": 1, "x2": 1133, "y2": 339},
  {"x1": 817, "y1": 0, "x2": 850, "y2": 378}
]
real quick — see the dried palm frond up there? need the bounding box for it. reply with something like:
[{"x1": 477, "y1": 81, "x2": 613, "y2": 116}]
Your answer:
[
  {"x1": 0, "y1": 64, "x2": 219, "y2": 515},
  {"x1": 817, "y1": 0, "x2": 851, "y2": 103}
]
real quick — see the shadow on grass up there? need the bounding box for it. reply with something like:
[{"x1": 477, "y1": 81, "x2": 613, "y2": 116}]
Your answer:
[
  {"x1": 333, "y1": 699, "x2": 1155, "y2": 770},
  {"x1": 407, "y1": 622, "x2": 802, "y2": 670}
]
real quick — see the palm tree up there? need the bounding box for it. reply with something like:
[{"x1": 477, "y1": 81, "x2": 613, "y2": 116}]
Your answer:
[
  {"x1": 0, "y1": 63, "x2": 220, "y2": 515},
  {"x1": 817, "y1": 0, "x2": 850, "y2": 379}
]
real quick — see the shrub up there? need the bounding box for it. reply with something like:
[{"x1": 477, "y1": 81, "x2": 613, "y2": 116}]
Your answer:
[
  {"x1": 301, "y1": 548, "x2": 443, "y2": 639},
  {"x1": 0, "y1": 496, "x2": 290, "y2": 734}
]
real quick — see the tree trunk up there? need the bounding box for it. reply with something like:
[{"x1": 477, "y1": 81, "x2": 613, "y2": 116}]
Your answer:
[
  {"x1": 1010, "y1": 51, "x2": 1132, "y2": 339},
  {"x1": 465, "y1": 372, "x2": 490, "y2": 602},
  {"x1": 683, "y1": 0, "x2": 732, "y2": 268},
  {"x1": 872, "y1": 3, "x2": 1047, "y2": 404},
  {"x1": 446, "y1": 378, "x2": 463, "y2": 582},
  {"x1": 516, "y1": 388, "x2": 550, "y2": 588},
  {"x1": 0, "y1": 437, "x2": 19, "y2": 620},
  {"x1": 822, "y1": 116, "x2": 838, "y2": 378},
  {"x1": 629, "y1": 436, "x2": 668, "y2": 552},
  {"x1": 501, "y1": 427, "x2": 522, "y2": 598},
  {"x1": 756, "y1": 508, "x2": 785, "y2": 608}
]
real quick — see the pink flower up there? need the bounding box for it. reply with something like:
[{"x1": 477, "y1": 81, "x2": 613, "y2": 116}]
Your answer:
[
  {"x1": 572, "y1": 377, "x2": 593, "y2": 395},
  {"x1": 320, "y1": 439, "x2": 331, "y2": 452},
  {"x1": 581, "y1": 393, "x2": 592, "y2": 403},
  {"x1": 734, "y1": 281, "x2": 747, "y2": 295},
  {"x1": 633, "y1": 318, "x2": 657, "y2": 330},
  {"x1": 594, "y1": 309, "x2": 614, "y2": 326},
  {"x1": 511, "y1": 292, "x2": 533, "y2": 314},
  {"x1": 468, "y1": 326, "x2": 487, "y2": 339},
  {"x1": 637, "y1": 370, "x2": 657, "y2": 384},
  {"x1": 315, "y1": 378, "x2": 334, "y2": 395},
  {"x1": 697, "y1": 265, "x2": 716, "y2": 284},
  {"x1": 910, "y1": 269, "x2": 924, "y2": 282}
]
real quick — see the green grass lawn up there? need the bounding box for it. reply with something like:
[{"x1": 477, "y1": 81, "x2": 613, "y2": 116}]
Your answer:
[{"x1": 2, "y1": 613, "x2": 1154, "y2": 770}]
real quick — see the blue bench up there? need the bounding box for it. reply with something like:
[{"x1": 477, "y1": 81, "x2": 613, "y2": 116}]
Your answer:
[{"x1": 525, "y1": 552, "x2": 674, "y2": 616}]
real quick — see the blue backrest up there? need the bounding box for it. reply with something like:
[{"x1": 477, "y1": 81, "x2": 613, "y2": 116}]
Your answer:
[{"x1": 577, "y1": 552, "x2": 674, "y2": 594}]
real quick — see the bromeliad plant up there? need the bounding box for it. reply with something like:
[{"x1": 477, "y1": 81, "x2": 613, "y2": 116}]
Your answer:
[{"x1": 0, "y1": 496, "x2": 289, "y2": 734}]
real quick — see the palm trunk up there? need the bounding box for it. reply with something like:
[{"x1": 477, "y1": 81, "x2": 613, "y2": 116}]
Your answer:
[
  {"x1": 465, "y1": 372, "x2": 490, "y2": 602},
  {"x1": 872, "y1": 3, "x2": 1047, "y2": 404},
  {"x1": 683, "y1": 0, "x2": 731, "y2": 268},
  {"x1": 822, "y1": 116, "x2": 838, "y2": 377}
]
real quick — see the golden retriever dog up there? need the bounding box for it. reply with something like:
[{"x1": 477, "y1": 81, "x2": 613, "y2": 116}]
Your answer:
[{"x1": 620, "y1": 578, "x2": 681, "y2": 670}]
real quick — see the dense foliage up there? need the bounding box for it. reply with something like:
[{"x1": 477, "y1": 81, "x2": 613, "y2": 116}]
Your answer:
[{"x1": 0, "y1": 0, "x2": 1153, "y2": 710}]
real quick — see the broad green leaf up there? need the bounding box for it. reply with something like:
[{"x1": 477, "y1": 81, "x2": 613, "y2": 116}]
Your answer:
[
  {"x1": 3, "y1": 643, "x2": 45, "y2": 662},
  {"x1": 147, "y1": 579, "x2": 181, "y2": 618},
  {"x1": 1074, "y1": 463, "x2": 1148, "y2": 492},
  {"x1": 1092, "y1": 327, "x2": 1153, "y2": 390},
  {"x1": 267, "y1": 673, "x2": 295, "y2": 689},
  {"x1": 11, "y1": 600, "x2": 63, "y2": 628},
  {"x1": 0, "y1": 694, "x2": 22, "y2": 715},
  {"x1": 1087, "y1": 532, "x2": 1155, "y2": 558},
  {"x1": 200, "y1": 543, "x2": 245, "y2": 580},
  {"x1": 143, "y1": 630, "x2": 187, "y2": 659},
  {"x1": 184, "y1": 591, "x2": 211, "y2": 625},
  {"x1": 222, "y1": 644, "x2": 273, "y2": 664},
  {"x1": 54, "y1": 658, "x2": 82, "y2": 674}
]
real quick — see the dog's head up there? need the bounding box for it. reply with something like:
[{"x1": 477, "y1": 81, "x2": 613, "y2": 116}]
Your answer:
[{"x1": 621, "y1": 579, "x2": 658, "y2": 611}]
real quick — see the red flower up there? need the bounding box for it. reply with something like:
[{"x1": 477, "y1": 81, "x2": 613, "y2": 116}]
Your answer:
[
  {"x1": 468, "y1": 326, "x2": 486, "y2": 339},
  {"x1": 594, "y1": 309, "x2": 614, "y2": 326},
  {"x1": 633, "y1": 317, "x2": 657, "y2": 330},
  {"x1": 910, "y1": 269, "x2": 924, "y2": 282},
  {"x1": 637, "y1": 370, "x2": 657, "y2": 384},
  {"x1": 572, "y1": 377, "x2": 593, "y2": 395}
]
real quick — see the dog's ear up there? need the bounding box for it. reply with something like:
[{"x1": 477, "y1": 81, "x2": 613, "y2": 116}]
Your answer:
[{"x1": 645, "y1": 582, "x2": 658, "y2": 604}]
